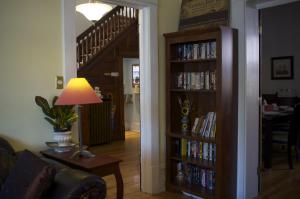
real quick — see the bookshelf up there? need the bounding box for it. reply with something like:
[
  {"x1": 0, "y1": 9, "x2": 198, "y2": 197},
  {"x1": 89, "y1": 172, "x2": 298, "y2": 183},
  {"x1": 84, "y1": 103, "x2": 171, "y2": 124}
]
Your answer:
[{"x1": 164, "y1": 27, "x2": 238, "y2": 199}]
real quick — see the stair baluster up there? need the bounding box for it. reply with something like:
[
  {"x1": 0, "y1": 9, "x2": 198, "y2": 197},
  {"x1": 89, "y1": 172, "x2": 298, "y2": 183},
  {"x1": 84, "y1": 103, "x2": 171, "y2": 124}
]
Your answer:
[{"x1": 76, "y1": 6, "x2": 138, "y2": 67}]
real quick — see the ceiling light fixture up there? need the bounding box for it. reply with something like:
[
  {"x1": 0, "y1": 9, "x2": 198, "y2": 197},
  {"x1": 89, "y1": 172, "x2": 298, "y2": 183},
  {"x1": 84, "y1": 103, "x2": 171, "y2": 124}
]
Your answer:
[{"x1": 76, "y1": 0, "x2": 113, "y2": 22}]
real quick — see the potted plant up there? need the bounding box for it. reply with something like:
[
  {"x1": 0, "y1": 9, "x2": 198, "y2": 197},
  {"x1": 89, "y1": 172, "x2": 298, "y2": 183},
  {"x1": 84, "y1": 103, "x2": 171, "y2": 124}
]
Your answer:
[{"x1": 35, "y1": 96, "x2": 78, "y2": 146}]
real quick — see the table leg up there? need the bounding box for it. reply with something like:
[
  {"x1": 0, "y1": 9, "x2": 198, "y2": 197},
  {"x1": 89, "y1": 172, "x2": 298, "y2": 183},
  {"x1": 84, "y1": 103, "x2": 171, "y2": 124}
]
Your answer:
[
  {"x1": 264, "y1": 119, "x2": 273, "y2": 169},
  {"x1": 114, "y1": 164, "x2": 124, "y2": 199}
]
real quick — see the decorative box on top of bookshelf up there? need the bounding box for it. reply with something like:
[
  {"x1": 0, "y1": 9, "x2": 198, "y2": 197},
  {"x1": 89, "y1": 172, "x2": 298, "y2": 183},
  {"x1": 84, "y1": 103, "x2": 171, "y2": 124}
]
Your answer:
[{"x1": 164, "y1": 26, "x2": 238, "y2": 199}]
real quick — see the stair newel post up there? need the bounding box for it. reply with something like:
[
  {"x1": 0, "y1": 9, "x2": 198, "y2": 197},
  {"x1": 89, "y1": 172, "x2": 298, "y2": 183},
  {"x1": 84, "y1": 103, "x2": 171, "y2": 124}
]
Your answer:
[
  {"x1": 108, "y1": 18, "x2": 110, "y2": 41},
  {"x1": 124, "y1": 7, "x2": 127, "y2": 25},
  {"x1": 106, "y1": 20, "x2": 108, "y2": 45},
  {"x1": 110, "y1": 17, "x2": 112, "y2": 41},
  {"x1": 119, "y1": 8, "x2": 123, "y2": 32},
  {"x1": 128, "y1": 7, "x2": 130, "y2": 25},
  {"x1": 85, "y1": 36, "x2": 88, "y2": 63},
  {"x1": 89, "y1": 33, "x2": 92, "y2": 56},
  {"x1": 97, "y1": 26, "x2": 100, "y2": 50},
  {"x1": 92, "y1": 30, "x2": 95, "y2": 55},
  {"x1": 113, "y1": 14, "x2": 116, "y2": 39},
  {"x1": 129, "y1": 7, "x2": 132, "y2": 22},
  {"x1": 80, "y1": 39, "x2": 83, "y2": 65},
  {"x1": 96, "y1": 27, "x2": 98, "y2": 49},
  {"x1": 104, "y1": 22, "x2": 106, "y2": 47},
  {"x1": 76, "y1": 43, "x2": 79, "y2": 65},
  {"x1": 87, "y1": 36, "x2": 89, "y2": 58},
  {"x1": 101, "y1": 24, "x2": 103, "y2": 49},
  {"x1": 117, "y1": 10, "x2": 120, "y2": 34},
  {"x1": 121, "y1": 7, "x2": 125, "y2": 29}
]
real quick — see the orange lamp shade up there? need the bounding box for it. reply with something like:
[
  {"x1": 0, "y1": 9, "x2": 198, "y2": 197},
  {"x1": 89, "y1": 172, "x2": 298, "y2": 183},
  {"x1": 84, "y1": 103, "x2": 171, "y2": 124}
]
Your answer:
[{"x1": 55, "y1": 78, "x2": 102, "y2": 105}]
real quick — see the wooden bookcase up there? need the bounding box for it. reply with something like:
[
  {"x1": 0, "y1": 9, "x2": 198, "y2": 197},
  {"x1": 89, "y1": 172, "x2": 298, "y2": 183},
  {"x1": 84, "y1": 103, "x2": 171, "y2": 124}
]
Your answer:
[{"x1": 164, "y1": 27, "x2": 238, "y2": 199}]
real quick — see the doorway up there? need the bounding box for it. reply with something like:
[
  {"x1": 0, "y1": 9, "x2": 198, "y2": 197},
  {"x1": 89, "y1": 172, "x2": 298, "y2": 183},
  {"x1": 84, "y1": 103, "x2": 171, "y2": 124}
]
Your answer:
[
  {"x1": 62, "y1": 0, "x2": 160, "y2": 194},
  {"x1": 123, "y1": 58, "x2": 141, "y2": 134},
  {"x1": 75, "y1": 2, "x2": 142, "y2": 194},
  {"x1": 258, "y1": 1, "x2": 300, "y2": 197}
]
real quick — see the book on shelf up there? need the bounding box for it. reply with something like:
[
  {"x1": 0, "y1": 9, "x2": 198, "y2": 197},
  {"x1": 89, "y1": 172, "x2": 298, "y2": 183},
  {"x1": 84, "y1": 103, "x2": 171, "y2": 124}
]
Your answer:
[
  {"x1": 181, "y1": 138, "x2": 188, "y2": 158},
  {"x1": 210, "y1": 71, "x2": 216, "y2": 91},
  {"x1": 191, "y1": 117, "x2": 200, "y2": 134},
  {"x1": 176, "y1": 162, "x2": 216, "y2": 191},
  {"x1": 175, "y1": 71, "x2": 216, "y2": 91},
  {"x1": 177, "y1": 138, "x2": 217, "y2": 163},
  {"x1": 176, "y1": 41, "x2": 217, "y2": 61},
  {"x1": 191, "y1": 112, "x2": 216, "y2": 138}
]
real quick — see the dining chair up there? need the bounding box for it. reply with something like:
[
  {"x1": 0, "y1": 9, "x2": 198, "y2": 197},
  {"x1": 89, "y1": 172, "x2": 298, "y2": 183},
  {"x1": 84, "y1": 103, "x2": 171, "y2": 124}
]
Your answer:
[{"x1": 272, "y1": 104, "x2": 300, "y2": 169}]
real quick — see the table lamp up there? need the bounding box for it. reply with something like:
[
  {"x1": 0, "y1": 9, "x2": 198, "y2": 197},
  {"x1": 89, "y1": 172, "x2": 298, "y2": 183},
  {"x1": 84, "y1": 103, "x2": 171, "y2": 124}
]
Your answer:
[{"x1": 55, "y1": 78, "x2": 102, "y2": 158}]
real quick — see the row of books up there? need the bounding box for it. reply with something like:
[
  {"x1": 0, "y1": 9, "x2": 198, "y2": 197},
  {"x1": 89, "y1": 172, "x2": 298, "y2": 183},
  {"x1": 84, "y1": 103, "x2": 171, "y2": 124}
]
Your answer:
[
  {"x1": 177, "y1": 139, "x2": 216, "y2": 162},
  {"x1": 191, "y1": 112, "x2": 216, "y2": 138},
  {"x1": 176, "y1": 41, "x2": 217, "y2": 61},
  {"x1": 177, "y1": 163, "x2": 216, "y2": 190},
  {"x1": 175, "y1": 71, "x2": 216, "y2": 90}
]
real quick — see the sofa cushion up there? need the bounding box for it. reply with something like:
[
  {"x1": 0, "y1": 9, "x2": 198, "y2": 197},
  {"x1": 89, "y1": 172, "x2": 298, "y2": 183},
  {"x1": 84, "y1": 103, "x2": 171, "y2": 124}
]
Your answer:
[
  {"x1": 0, "y1": 150, "x2": 56, "y2": 199},
  {"x1": 0, "y1": 148, "x2": 16, "y2": 187},
  {"x1": 0, "y1": 137, "x2": 15, "y2": 155}
]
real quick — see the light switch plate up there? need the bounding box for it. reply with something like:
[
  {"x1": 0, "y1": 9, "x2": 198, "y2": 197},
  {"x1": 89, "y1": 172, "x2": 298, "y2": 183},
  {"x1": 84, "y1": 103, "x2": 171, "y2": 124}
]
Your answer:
[{"x1": 56, "y1": 76, "x2": 64, "y2": 89}]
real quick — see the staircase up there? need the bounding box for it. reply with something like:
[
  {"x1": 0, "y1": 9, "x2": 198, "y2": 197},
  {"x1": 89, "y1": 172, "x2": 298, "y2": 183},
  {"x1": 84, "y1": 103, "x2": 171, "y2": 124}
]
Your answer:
[{"x1": 76, "y1": 6, "x2": 139, "y2": 67}]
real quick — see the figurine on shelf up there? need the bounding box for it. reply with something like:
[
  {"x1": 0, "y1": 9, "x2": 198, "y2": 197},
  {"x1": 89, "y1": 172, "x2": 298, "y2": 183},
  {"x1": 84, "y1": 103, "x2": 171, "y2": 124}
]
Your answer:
[
  {"x1": 176, "y1": 162, "x2": 185, "y2": 185},
  {"x1": 178, "y1": 95, "x2": 192, "y2": 134}
]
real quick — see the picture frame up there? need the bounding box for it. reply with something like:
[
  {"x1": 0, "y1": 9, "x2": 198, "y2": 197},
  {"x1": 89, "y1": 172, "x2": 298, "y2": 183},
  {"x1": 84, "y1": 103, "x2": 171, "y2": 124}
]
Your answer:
[
  {"x1": 179, "y1": 0, "x2": 229, "y2": 30},
  {"x1": 271, "y1": 56, "x2": 294, "y2": 80},
  {"x1": 132, "y1": 64, "x2": 140, "y2": 87}
]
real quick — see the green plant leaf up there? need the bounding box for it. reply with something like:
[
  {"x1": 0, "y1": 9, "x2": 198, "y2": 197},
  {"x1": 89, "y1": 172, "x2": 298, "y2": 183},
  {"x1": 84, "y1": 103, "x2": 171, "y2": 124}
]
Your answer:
[
  {"x1": 52, "y1": 96, "x2": 58, "y2": 107},
  {"x1": 67, "y1": 115, "x2": 78, "y2": 123},
  {"x1": 44, "y1": 117, "x2": 57, "y2": 128},
  {"x1": 35, "y1": 96, "x2": 52, "y2": 117},
  {"x1": 35, "y1": 96, "x2": 77, "y2": 132}
]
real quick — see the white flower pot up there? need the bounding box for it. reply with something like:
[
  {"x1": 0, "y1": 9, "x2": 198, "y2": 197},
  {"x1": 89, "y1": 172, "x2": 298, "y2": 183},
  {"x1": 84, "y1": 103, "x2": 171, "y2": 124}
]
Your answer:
[{"x1": 53, "y1": 131, "x2": 72, "y2": 146}]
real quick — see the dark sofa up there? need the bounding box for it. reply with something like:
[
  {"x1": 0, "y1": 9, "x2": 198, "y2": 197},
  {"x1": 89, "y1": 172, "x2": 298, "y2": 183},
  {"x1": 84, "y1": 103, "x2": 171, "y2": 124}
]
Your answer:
[{"x1": 0, "y1": 137, "x2": 106, "y2": 199}]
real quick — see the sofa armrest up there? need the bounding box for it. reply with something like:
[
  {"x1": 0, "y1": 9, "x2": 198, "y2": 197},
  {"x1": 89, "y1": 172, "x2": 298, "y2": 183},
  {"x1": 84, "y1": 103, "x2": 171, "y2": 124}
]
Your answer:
[{"x1": 46, "y1": 168, "x2": 106, "y2": 199}]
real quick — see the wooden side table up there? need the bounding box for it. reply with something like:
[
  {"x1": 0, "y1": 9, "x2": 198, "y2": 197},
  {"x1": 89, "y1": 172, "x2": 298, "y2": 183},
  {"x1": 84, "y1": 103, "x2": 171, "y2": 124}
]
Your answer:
[{"x1": 41, "y1": 149, "x2": 123, "y2": 199}]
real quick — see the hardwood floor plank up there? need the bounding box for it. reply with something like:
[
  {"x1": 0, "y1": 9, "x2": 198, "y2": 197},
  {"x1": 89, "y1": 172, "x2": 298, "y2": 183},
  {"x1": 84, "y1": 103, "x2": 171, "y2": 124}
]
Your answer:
[
  {"x1": 256, "y1": 156, "x2": 300, "y2": 199},
  {"x1": 91, "y1": 131, "x2": 188, "y2": 199}
]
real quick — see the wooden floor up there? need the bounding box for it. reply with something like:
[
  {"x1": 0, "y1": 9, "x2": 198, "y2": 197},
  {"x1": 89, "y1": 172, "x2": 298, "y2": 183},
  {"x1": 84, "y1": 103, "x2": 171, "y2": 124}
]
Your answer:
[
  {"x1": 256, "y1": 154, "x2": 300, "y2": 199},
  {"x1": 91, "y1": 132, "x2": 300, "y2": 199},
  {"x1": 91, "y1": 131, "x2": 188, "y2": 199}
]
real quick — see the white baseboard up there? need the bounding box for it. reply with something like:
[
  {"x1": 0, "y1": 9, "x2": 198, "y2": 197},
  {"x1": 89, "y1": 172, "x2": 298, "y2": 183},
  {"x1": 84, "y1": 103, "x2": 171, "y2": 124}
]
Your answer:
[
  {"x1": 125, "y1": 121, "x2": 140, "y2": 132},
  {"x1": 159, "y1": 163, "x2": 166, "y2": 192}
]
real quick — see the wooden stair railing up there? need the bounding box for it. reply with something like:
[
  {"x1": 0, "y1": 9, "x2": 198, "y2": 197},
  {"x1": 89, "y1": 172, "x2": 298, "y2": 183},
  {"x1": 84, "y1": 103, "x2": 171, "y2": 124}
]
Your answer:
[{"x1": 77, "y1": 6, "x2": 138, "y2": 67}]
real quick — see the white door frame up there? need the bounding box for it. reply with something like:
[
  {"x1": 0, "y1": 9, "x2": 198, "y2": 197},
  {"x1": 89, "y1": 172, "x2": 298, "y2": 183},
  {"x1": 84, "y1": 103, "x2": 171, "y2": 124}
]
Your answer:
[
  {"x1": 62, "y1": 0, "x2": 161, "y2": 194},
  {"x1": 232, "y1": 0, "x2": 298, "y2": 198}
]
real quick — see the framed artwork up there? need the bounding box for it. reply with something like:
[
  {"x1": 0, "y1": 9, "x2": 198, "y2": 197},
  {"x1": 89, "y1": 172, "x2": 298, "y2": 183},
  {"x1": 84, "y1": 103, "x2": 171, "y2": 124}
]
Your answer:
[
  {"x1": 179, "y1": 0, "x2": 229, "y2": 30},
  {"x1": 271, "y1": 56, "x2": 294, "y2": 80},
  {"x1": 132, "y1": 64, "x2": 140, "y2": 87}
]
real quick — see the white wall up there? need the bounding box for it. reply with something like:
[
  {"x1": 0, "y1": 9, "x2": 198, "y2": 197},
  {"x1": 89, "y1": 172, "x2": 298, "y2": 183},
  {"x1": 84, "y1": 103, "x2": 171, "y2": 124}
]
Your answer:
[
  {"x1": 75, "y1": 0, "x2": 93, "y2": 36},
  {"x1": 0, "y1": 0, "x2": 63, "y2": 151},
  {"x1": 261, "y1": 2, "x2": 300, "y2": 96},
  {"x1": 123, "y1": 58, "x2": 140, "y2": 132},
  {"x1": 75, "y1": 0, "x2": 116, "y2": 36},
  {"x1": 75, "y1": 9, "x2": 93, "y2": 36}
]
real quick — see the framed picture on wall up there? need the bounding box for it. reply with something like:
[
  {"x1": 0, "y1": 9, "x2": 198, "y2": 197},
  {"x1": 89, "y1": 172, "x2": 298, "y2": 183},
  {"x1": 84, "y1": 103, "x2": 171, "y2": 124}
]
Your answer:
[
  {"x1": 271, "y1": 56, "x2": 294, "y2": 80},
  {"x1": 132, "y1": 64, "x2": 140, "y2": 87}
]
